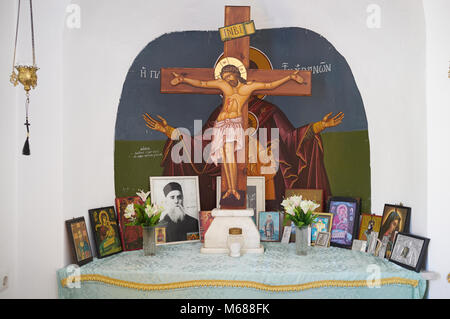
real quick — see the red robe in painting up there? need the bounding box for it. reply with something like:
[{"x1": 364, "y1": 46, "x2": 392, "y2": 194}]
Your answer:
[{"x1": 160, "y1": 97, "x2": 331, "y2": 211}]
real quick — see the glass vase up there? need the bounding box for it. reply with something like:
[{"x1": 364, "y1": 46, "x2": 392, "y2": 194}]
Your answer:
[
  {"x1": 295, "y1": 226, "x2": 309, "y2": 256},
  {"x1": 142, "y1": 226, "x2": 156, "y2": 256}
]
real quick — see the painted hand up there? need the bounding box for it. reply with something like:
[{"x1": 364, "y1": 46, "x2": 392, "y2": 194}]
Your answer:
[
  {"x1": 290, "y1": 70, "x2": 304, "y2": 84},
  {"x1": 313, "y1": 112, "x2": 345, "y2": 133},
  {"x1": 143, "y1": 113, "x2": 174, "y2": 138},
  {"x1": 323, "y1": 112, "x2": 344, "y2": 128},
  {"x1": 170, "y1": 72, "x2": 184, "y2": 85}
]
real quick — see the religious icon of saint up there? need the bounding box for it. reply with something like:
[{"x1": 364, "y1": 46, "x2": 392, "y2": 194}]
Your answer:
[
  {"x1": 335, "y1": 205, "x2": 349, "y2": 232},
  {"x1": 93, "y1": 209, "x2": 122, "y2": 257},
  {"x1": 75, "y1": 229, "x2": 91, "y2": 260},
  {"x1": 380, "y1": 210, "x2": 402, "y2": 258},
  {"x1": 264, "y1": 214, "x2": 275, "y2": 239},
  {"x1": 364, "y1": 219, "x2": 376, "y2": 241}
]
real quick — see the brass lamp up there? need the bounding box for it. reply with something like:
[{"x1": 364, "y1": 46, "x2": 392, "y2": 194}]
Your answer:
[{"x1": 10, "y1": 0, "x2": 38, "y2": 156}]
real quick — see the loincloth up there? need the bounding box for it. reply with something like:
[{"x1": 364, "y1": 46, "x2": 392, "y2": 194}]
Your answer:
[{"x1": 209, "y1": 117, "x2": 244, "y2": 166}]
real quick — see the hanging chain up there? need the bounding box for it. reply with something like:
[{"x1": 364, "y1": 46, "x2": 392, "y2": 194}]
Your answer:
[
  {"x1": 10, "y1": 0, "x2": 36, "y2": 72},
  {"x1": 10, "y1": 0, "x2": 21, "y2": 84}
]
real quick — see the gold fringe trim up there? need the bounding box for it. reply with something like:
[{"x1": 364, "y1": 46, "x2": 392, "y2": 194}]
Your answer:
[{"x1": 61, "y1": 275, "x2": 419, "y2": 292}]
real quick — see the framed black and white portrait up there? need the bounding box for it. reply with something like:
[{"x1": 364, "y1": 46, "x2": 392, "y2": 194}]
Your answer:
[
  {"x1": 149, "y1": 176, "x2": 200, "y2": 244},
  {"x1": 389, "y1": 232, "x2": 430, "y2": 272}
]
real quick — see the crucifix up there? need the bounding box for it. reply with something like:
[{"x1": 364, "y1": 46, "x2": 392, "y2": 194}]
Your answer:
[{"x1": 160, "y1": 6, "x2": 311, "y2": 212}]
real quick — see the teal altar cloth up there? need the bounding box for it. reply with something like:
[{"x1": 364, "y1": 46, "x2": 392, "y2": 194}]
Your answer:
[{"x1": 57, "y1": 242, "x2": 426, "y2": 299}]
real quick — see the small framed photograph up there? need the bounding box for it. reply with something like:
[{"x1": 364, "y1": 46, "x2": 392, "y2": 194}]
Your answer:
[
  {"x1": 358, "y1": 214, "x2": 382, "y2": 241},
  {"x1": 217, "y1": 176, "x2": 265, "y2": 226},
  {"x1": 315, "y1": 232, "x2": 331, "y2": 247},
  {"x1": 115, "y1": 196, "x2": 143, "y2": 251},
  {"x1": 285, "y1": 188, "x2": 323, "y2": 212},
  {"x1": 311, "y1": 213, "x2": 333, "y2": 245},
  {"x1": 281, "y1": 225, "x2": 292, "y2": 244},
  {"x1": 379, "y1": 204, "x2": 411, "y2": 258},
  {"x1": 65, "y1": 217, "x2": 93, "y2": 266},
  {"x1": 155, "y1": 227, "x2": 166, "y2": 244},
  {"x1": 198, "y1": 210, "x2": 214, "y2": 243},
  {"x1": 376, "y1": 236, "x2": 389, "y2": 258},
  {"x1": 258, "y1": 211, "x2": 282, "y2": 242},
  {"x1": 352, "y1": 239, "x2": 367, "y2": 252},
  {"x1": 328, "y1": 197, "x2": 361, "y2": 248},
  {"x1": 389, "y1": 233, "x2": 430, "y2": 272},
  {"x1": 150, "y1": 176, "x2": 200, "y2": 244},
  {"x1": 367, "y1": 231, "x2": 379, "y2": 255},
  {"x1": 89, "y1": 206, "x2": 123, "y2": 258}
]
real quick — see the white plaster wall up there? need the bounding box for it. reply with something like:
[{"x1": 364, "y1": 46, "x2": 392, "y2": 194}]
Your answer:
[
  {"x1": 0, "y1": 0, "x2": 70, "y2": 298},
  {"x1": 0, "y1": 0, "x2": 18, "y2": 299},
  {"x1": 423, "y1": 0, "x2": 450, "y2": 299},
  {"x1": 2, "y1": 0, "x2": 446, "y2": 298}
]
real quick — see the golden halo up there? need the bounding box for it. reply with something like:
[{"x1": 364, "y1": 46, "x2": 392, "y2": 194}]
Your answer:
[
  {"x1": 248, "y1": 111, "x2": 259, "y2": 136},
  {"x1": 214, "y1": 57, "x2": 247, "y2": 80},
  {"x1": 214, "y1": 47, "x2": 273, "y2": 99},
  {"x1": 99, "y1": 210, "x2": 109, "y2": 224}
]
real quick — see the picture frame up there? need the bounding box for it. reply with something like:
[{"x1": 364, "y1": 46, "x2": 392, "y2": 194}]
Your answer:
[
  {"x1": 358, "y1": 213, "x2": 382, "y2": 241},
  {"x1": 351, "y1": 239, "x2": 367, "y2": 252},
  {"x1": 150, "y1": 176, "x2": 200, "y2": 244},
  {"x1": 327, "y1": 197, "x2": 361, "y2": 248},
  {"x1": 65, "y1": 217, "x2": 93, "y2": 266},
  {"x1": 367, "y1": 231, "x2": 379, "y2": 255},
  {"x1": 88, "y1": 206, "x2": 123, "y2": 259},
  {"x1": 281, "y1": 225, "x2": 292, "y2": 244},
  {"x1": 115, "y1": 196, "x2": 144, "y2": 251},
  {"x1": 285, "y1": 188, "x2": 323, "y2": 212},
  {"x1": 258, "y1": 211, "x2": 282, "y2": 242},
  {"x1": 311, "y1": 213, "x2": 333, "y2": 245},
  {"x1": 379, "y1": 204, "x2": 411, "y2": 259},
  {"x1": 217, "y1": 176, "x2": 265, "y2": 226},
  {"x1": 389, "y1": 232, "x2": 430, "y2": 272},
  {"x1": 315, "y1": 232, "x2": 331, "y2": 247},
  {"x1": 155, "y1": 227, "x2": 166, "y2": 244},
  {"x1": 282, "y1": 214, "x2": 297, "y2": 243},
  {"x1": 198, "y1": 210, "x2": 214, "y2": 243},
  {"x1": 376, "y1": 235, "x2": 389, "y2": 258}
]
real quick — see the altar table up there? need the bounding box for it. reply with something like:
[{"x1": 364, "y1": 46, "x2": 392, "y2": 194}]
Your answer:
[{"x1": 57, "y1": 242, "x2": 426, "y2": 299}]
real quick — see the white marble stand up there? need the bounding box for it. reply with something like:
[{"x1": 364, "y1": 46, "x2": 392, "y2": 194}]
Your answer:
[{"x1": 200, "y1": 208, "x2": 264, "y2": 254}]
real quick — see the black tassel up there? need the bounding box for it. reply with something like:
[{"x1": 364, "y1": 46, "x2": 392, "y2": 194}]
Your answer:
[
  {"x1": 22, "y1": 136, "x2": 30, "y2": 155},
  {"x1": 23, "y1": 94, "x2": 31, "y2": 156}
]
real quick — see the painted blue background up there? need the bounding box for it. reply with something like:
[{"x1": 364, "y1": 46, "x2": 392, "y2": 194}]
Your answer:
[{"x1": 115, "y1": 27, "x2": 368, "y2": 141}]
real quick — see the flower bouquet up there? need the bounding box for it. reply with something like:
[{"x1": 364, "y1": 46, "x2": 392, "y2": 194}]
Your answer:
[
  {"x1": 281, "y1": 195, "x2": 320, "y2": 255},
  {"x1": 125, "y1": 190, "x2": 163, "y2": 255}
]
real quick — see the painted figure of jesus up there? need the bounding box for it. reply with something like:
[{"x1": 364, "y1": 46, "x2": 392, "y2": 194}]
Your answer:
[{"x1": 170, "y1": 63, "x2": 304, "y2": 201}]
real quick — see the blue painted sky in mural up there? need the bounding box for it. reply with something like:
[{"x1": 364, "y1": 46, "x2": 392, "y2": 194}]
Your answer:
[{"x1": 115, "y1": 27, "x2": 367, "y2": 141}]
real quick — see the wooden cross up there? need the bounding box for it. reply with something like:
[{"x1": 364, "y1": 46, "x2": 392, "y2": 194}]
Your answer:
[{"x1": 160, "y1": 6, "x2": 311, "y2": 209}]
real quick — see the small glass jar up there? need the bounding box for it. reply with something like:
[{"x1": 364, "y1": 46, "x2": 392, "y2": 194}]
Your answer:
[{"x1": 227, "y1": 227, "x2": 244, "y2": 257}]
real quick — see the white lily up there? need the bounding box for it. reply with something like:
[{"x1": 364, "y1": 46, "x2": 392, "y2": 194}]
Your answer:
[
  {"x1": 281, "y1": 198, "x2": 290, "y2": 208},
  {"x1": 291, "y1": 195, "x2": 303, "y2": 207},
  {"x1": 300, "y1": 200, "x2": 320, "y2": 213},
  {"x1": 124, "y1": 203, "x2": 135, "y2": 219},
  {"x1": 285, "y1": 205, "x2": 295, "y2": 216},
  {"x1": 144, "y1": 204, "x2": 154, "y2": 217},
  {"x1": 136, "y1": 189, "x2": 151, "y2": 202}
]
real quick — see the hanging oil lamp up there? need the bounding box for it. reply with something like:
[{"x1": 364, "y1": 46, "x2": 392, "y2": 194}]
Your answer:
[{"x1": 10, "y1": 0, "x2": 38, "y2": 156}]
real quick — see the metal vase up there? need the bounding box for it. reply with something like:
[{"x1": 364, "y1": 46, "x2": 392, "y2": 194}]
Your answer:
[
  {"x1": 295, "y1": 226, "x2": 309, "y2": 256},
  {"x1": 142, "y1": 226, "x2": 156, "y2": 256}
]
